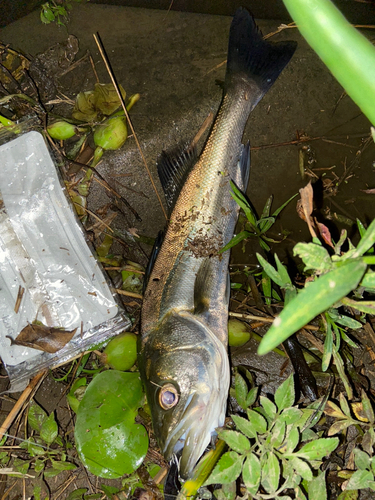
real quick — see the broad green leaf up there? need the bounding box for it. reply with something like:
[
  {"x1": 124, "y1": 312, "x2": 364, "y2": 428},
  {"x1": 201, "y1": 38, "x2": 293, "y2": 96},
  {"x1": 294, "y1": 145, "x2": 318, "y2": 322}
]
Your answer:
[
  {"x1": 275, "y1": 373, "x2": 295, "y2": 411},
  {"x1": 246, "y1": 386, "x2": 258, "y2": 408},
  {"x1": 75, "y1": 370, "x2": 148, "y2": 478},
  {"x1": 204, "y1": 451, "x2": 243, "y2": 485},
  {"x1": 215, "y1": 481, "x2": 236, "y2": 500},
  {"x1": 217, "y1": 430, "x2": 250, "y2": 454},
  {"x1": 284, "y1": 427, "x2": 300, "y2": 453},
  {"x1": 346, "y1": 469, "x2": 374, "y2": 490},
  {"x1": 34, "y1": 459, "x2": 45, "y2": 473},
  {"x1": 66, "y1": 489, "x2": 87, "y2": 500},
  {"x1": 361, "y1": 389, "x2": 375, "y2": 424},
  {"x1": 354, "y1": 449, "x2": 371, "y2": 470},
  {"x1": 258, "y1": 259, "x2": 367, "y2": 355},
  {"x1": 325, "y1": 400, "x2": 346, "y2": 419},
  {"x1": 360, "y1": 270, "x2": 375, "y2": 289},
  {"x1": 289, "y1": 457, "x2": 312, "y2": 481},
  {"x1": 294, "y1": 242, "x2": 333, "y2": 273},
  {"x1": 232, "y1": 415, "x2": 256, "y2": 439},
  {"x1": 270, "y1": 419, "x2": 285, "y2": 448},
  {"x1": 67, "y1": 377, "x2": 87, "y2": 414},
  {"x1": 335, "y1": 315, "x2": 362, "y2": 329},
  {"x1": 50, "y1": 460, "x2": 76, "y2": 471},
  {"x1": 327, "y1": 419, "x2": 352, "y2": 436},
  {"x1": 234, "y1": 371, "x2": 248, "y2": 409},
  {"x1": 295, "y1": 486, "x2": 308, "y2": 500},
  {"x1": 339, "y1": 392, "x2": 351, "y2": 418},
  {"x1": 308, "y1": 471, "x2": 327, "y2": 500},
  {"x1": 259, "y1": 396, "x2": 277, "y2": 420},
  {"x1": 247, "y1": 409, "x2": 268, "y2": 434},
  {"x1": 261, "y1": 452, "x2": 280, "y2": 493},
  {"x1": 279, "y1": 407, "x2": 302, "y2": 425},
  {"x1": 337, "y1": 490, "x2": 359, "y2": 500},
  {"x1": 257, "y1": 253, "x2": 284, "y2": 287},
  {"x1": 44, "y1": 467, "x2": 64, "y2": 478},
  {"x1": 13, "y1": 458, "x2": 30, "y2": 475},
  {"x1": 28, "y1": 403, "x2": 48, "y2": 432},
  {"x1": 242, "y1": 453, "x2": 261, "y2": 495},
  {"x1": 40, "y1": 413, "x2": 58, "y2": 445},
  {"x1": 296, "y1": 437, "x2": 339, "y2": 460},
  {"x1": 101, "y1": 485, "x2": 120, "y2": 497}
]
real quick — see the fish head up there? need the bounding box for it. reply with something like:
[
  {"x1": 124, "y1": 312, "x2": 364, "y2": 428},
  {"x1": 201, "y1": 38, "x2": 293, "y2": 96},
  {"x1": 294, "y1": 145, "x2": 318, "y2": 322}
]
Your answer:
[{"x1": 139, "y1": 310, "x2": 230, "y2": 479}]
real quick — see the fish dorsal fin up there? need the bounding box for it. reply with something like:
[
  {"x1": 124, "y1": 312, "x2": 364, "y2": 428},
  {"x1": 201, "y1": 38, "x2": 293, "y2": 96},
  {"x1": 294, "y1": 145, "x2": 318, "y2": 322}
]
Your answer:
[
  {"x1": 143, "y1": 230, "x2": 164, "y2": 293},
  {"x1": 157, "y1": 144, "x2": 197, "y2": 214}
]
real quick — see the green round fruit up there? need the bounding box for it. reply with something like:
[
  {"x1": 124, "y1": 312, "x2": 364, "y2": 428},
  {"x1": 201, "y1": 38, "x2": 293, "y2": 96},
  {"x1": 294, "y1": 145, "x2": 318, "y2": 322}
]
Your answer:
[
  {"x1": 228, "y1": 319, "x2": 251, "y2": 347},
  {"x1": 103, "y1": 332, "x2": 137, "y2": 371}
]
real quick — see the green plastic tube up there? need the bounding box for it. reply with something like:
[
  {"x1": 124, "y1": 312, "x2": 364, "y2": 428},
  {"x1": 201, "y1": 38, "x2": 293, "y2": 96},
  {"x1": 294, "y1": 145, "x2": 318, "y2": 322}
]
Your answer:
[{"x1": 283, "y1": 0, "x2": 375, "y2": 125}]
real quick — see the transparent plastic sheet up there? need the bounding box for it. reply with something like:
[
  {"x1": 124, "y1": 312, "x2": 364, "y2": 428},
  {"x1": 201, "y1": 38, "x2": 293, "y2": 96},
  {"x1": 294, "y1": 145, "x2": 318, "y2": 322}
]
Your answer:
[{"x1": 0, "y1": 125, "x2": 131, "y2": 391}]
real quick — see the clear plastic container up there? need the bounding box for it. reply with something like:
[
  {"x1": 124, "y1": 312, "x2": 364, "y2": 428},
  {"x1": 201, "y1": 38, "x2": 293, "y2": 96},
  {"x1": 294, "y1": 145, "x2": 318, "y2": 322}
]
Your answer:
[{"x1": 0, "y1": 125, "x2": 131, "y2": 391}]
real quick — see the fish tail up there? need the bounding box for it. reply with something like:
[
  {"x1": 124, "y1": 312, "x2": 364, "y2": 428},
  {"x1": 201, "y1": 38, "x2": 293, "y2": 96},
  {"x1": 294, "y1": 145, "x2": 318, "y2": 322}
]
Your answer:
[{"x1": 225, "y1": 8, "x2": 297, "y2": 99}]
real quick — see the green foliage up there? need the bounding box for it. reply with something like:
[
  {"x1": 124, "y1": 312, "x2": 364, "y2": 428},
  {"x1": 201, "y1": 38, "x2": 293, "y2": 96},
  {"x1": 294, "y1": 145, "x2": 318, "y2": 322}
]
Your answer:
[
  {"x1": 75, "y1": 370, "x2": 148, "y2": 478},
  {"x1": 258, "y1": 220, "x2": 375, "y2": 356},
  {"x1": 220, "y1": 182, "x2": 297, "y2": 253},
  {"x1": 40, "y1": 1, "x2": 89, "y2": 27},
  {"x1": 206, "y1": 373, "x2": 339, "y2": 499}
]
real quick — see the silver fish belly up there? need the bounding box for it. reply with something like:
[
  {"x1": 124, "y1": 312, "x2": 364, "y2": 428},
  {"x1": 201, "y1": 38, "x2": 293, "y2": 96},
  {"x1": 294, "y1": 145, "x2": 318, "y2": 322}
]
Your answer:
[{"x1": 138, "y1": 7, "x2": 297, "y2": 479}]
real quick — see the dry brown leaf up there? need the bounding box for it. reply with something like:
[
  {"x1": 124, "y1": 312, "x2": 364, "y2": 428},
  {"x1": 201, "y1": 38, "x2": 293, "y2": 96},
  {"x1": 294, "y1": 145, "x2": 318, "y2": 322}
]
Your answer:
[
  {"x1": 7, "y1": 323, "x2": 77, "y2": 353},
  {"x1": 315, "y1": 221, "x2": 335, "y2": 249}
]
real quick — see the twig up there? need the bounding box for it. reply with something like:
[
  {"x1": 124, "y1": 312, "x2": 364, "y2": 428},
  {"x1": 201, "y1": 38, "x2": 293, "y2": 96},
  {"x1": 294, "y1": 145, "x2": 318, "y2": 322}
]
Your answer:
[
  {"x1": 89, "y1": 54, "x2": 100, "y2": 84},
  {"x1": 115, "y1": 289, "x2": 143, "y2": 299},
  {"x1": 228, "y1": 311, "x2": 319, "y2": 331},
  {"x1": 72, "y1": 202, "x2": 114, "y2": 232},
  {"x1": 0, "y1": 370, "x2": 47, "y2": 441},
  {"x1": 93, "y1": 32, "x2": 168, "y2": 221}
]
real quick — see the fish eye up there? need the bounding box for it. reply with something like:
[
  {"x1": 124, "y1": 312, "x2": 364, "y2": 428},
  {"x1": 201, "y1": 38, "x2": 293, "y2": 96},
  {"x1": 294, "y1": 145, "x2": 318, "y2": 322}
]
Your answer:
[{"x1": 159, "y1": 383, "x2": 179, "y2": 410}]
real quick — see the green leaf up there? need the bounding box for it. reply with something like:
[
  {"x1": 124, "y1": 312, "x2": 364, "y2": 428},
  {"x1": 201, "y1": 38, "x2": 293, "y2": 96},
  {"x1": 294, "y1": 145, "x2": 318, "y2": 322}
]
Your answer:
[
  {"x1": 350, "y1": 218, "x2": 375, "y2": 257},
  {"x1": 289, "y1": 457, "x2": 312, "y2": 481},
  {"x1": 337, "y1": 490, "x2": 359, "y2": 500},
  {"x1": 296, "y1": 437, "x2": 339, "y2": 460},
  {"x1": 361, "y1": 389, "x2": 375, "y2": 424},
  {"x1": 13, "y1": 458, "x2": 30, "y2": 475},
  {"x1": 230, "y1": 181, "x2": 257, "y2": 228},
  {"x1": 28, "y1": 403, "x2": 48, "y2": 432},
  {"x1": 247, "y1": 409, "x2": 267, "y2": 434},
  {"x1": 66, "y1": 489, "x2": 87, "y2": 500},
  {"x1": 44, "y1": 467, "x2": 64, "y2": 478},
  {"x1": 261, "y1": 452, "x2": 280, "y2": 493},
  {"x1": 234, "y1": 371, "x2": 248, "y2": 409},
  {"x1": 258, "y1": 217, "x2": 275, "y2": 234},
  {"x1": 272, "y1": 193, "x2": 298, "y2": 217},
  {"x1": 262, "y1": 271, "x2": 272, "y2": 306},
  {"x1": 75, "y1": 370, "x2": 148, "y2": 478},
  {"x1": 295, "y1": 486, "x2": 308, "y2": 500},
  {"x1": 322, "y1": 319, "x2": 333, "y2": 372},
  {"x1": 217, "y1": 430, "x2": 250, "y2": 454},
  {"x1": 204, "y1": 451, "x2": 243, "y2": 486},
  {"x1": 246, "y1": 386, "x2": 258, "y2": 407},
  {"x1": 275, "y1": 373, "x2": 295, "y2": 411},
  {"x1": 261, "y1": 195, "x2": 273, "y2": 219},
  {"x1": 279, "y1": 407, "x2": 302, "y2": 425},
  {"x1": 328, "y1": 419, "x2": 352, "y2": 436},
  {"x1": 275, "y1": 254, "x2": 292, "y2": 285},
  {"x1": 50, "y1": 460, "x2": 76, "y2": 471},
  {"x1": 40, "y1": 413, "x2": 58, "y2": 445},
  {"x1": 270, "y1": 419, "x2": 286, "y2": 448},
  {"x1": 242, "y1": 453, "x2": 261, "y2": 495},
  {"x1": 34, "y1": 459, "x2": 45, "y2": 473},
  {"x1": 101, "y1": 485, "x2": 120, "y2": 497},
  {"x1": 339, "y1": 392, "x2": 351, "y2": 418},
  {"x1": 346, "y1": 469, "x2": 374, "y2": 489},
  {"x1": 308, "y1": 471, "x2": 327, "y2": 500},
  {"x1": 361, "y1": 270, "x2": 375, "y2": 289},
  {"x1": 284, "y1": 427, "x2": 300, "y2": 453},
  {"x1": 341, "y1": 297, "x2": 375, "y2": 314},
  {"x1": 259, "y1": 396, "x2": 277, "y2": 420},
  {"x1": 258, "y1": 259, "x2": 367, "y2": 355},
  {"x1": 220, "y1": 230, "x2": 252, "y2": 253},
  {"x1": 294, "y1": 242, "x2": 333, "y2": 273},
  {"x1": 232, "y1": 414, "x2": 256, "y2": 439},
  {"x1": 335, "y1": 315, "x2": 362, "y2": 329},
  {"x1": 354, "y1": 449, "x2": 371, "y2": 470},
  {"x1": 257, "y1": 253, "x2": 284, "y2": 287}
]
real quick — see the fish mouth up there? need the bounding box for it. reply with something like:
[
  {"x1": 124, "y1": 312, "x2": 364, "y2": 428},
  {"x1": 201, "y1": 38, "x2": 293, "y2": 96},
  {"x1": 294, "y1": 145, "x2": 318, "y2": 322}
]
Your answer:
[{"x1": 163, "y1": 388, "x2": 225, "y2": 479}]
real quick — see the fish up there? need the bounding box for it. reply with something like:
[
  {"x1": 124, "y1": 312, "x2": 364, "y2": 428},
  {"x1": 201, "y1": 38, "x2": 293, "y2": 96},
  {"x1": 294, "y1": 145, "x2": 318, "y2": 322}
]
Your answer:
[{"x1": 138, "y1": 7, "x2": 297, "y2": 480}]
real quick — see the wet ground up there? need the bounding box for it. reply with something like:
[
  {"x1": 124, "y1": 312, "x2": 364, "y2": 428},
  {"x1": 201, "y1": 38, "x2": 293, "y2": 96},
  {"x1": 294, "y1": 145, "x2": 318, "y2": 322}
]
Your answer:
[{"x1": 0, "y1": 3, "x2": 375, "y2": 498}]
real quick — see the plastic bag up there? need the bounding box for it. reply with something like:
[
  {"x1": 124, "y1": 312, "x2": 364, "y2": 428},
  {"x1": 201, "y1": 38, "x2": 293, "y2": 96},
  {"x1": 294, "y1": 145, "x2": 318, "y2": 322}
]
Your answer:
[{"x1": 0, "y1": 127, "x2": 131, "y2": 391}]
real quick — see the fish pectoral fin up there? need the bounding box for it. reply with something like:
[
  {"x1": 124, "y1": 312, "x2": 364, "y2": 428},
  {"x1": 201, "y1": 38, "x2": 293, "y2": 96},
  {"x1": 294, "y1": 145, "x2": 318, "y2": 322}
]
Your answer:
[
  {"x1": 194, "y1": 257, "x2": 223, "y2": 316},
  {"x1": 157, "y1": 143, "x2": 197, "y2": 214}
]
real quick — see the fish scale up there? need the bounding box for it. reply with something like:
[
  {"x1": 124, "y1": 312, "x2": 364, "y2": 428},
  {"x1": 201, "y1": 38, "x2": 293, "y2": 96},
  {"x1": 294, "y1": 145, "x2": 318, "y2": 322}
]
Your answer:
[{"x1": 139, "y1": 7, "x2": 297, "y2": 479}]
